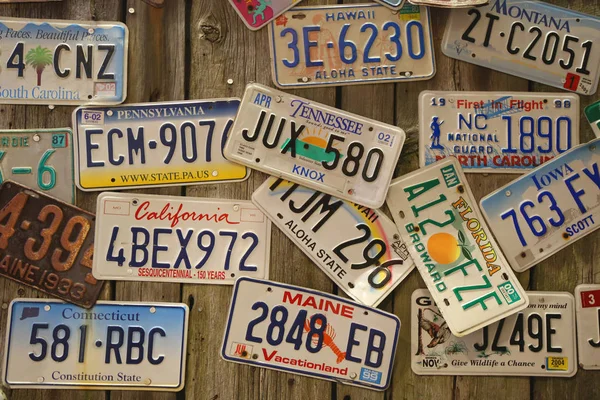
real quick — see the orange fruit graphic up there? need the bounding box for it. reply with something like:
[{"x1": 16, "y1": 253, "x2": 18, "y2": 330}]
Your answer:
[{"x1": 427, "y1": 232, "x2": 461, "y2": 265}]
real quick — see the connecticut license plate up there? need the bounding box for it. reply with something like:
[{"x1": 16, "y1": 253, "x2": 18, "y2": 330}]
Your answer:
[
  {"x1": 386, "y1": 158, "x2": 528, "y2": 337},
  {"x1": 2, "y1": 299, "x2": 188, "y2": 390},
  {"x1": 442, "y1": 1, "x2": 600, "y2": 95},
  {"x1": 229, "y1": 0, "x2": 302, "y2": 31},
  {"x1": 575, "y1": 284, "x2": 600, "y2": 370},
  {"x1": 408, "y1": 0, "x2": 487, "y2": 7},
  {"x1": 221, "y1": 278, "x2": 400, "y2": 390},
  {"x1": 586, "y1": 100, "x2": 600, "y2": 138}
]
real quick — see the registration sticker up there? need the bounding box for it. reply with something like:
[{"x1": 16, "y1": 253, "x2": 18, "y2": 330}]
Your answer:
[{"x1": 575, "y1": 284, "x2": 600, "y2": 370}]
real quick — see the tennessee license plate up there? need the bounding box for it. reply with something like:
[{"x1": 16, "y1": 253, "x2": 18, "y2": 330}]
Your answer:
[
  {"x1": 224, "y1": 83, "x2": 405, "y2": 209},
  {"x1": 93, "y1": 192, "x2": 270, "y2": 284},
  {"x1": 585, "y1": 100, "x2": 600, "y2": 138},
  {"x1": 2, "y1": 299, "x2": 188, "y2": 390},
  {"x1": 0, "y1": 17, "x2": 127, "y2": 105},
  {"x1": 373, "y1": 0, "x2": 405, "y2": 11},
  {"x1": 480, "y1": 138, "x2": 600, "y2": 272},
  {"x1": 575, "y1": 284, "x2": 600, "y2": 370},
  {"x1": 386, "y1": 158, "x2": 528, "y2": 337},
  {"x1": 412, "y1": 290, "x2": 577, "y2": 377},
  {"x1": 442, "y1": 1, "x2": 600, "y2": 95},
  {"x1": 408, "y1": 0, "x2": 487, "y2": 7},
  {"x1": 420, "y1": 92, "x2": 579, "y2": 173},
  {"x1": 252, "y1": 177, "x2": 415, "y2": 307},
  {"x1": 229, "y1": 0, "x2": 302, "y2": 31},
  {"x1": 221, "y1": 277, "x2": 400, "y2": 390}
]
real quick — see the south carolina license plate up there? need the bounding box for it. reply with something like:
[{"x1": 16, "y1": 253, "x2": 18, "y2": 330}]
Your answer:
[
  {"x1": 412, "y1": 290, "x2": 577, "y2": 377},
  {"x1": 229, "y1": 0, "x2": 302, "y2": 31},
  {"x1": 442, "y1": 1, "x2": 600, "y2": 95},
  {"x1": 575, "y1": 284, "x2": 600, "y2": 370},
  {"x1": 585, "y1": 100, "x2": 600, "y2": 138},
  {"x1": 221, "y1": 277, "x2": 400, "y2": 391},
  {"x1": 408, "y1": 0, "x2": 487, "y2": 7},
  {"x1": 2, "y1": 299, "x2": 188, "y2": 390}
]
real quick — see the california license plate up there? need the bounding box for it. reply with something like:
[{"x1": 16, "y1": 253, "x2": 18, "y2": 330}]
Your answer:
[
  {"x1": 480, "y1": 138, "x2": 600, "y2": 272},
  {"x1": 442, "y1": 1, "x2": 600, "y2": 95},
  {"x1": 229, "y1": 0, "x2": 302, "y2": 31},
  {"x1": 252, "y1": 177, "x2": 415, "y2": 307},
  {"x1": 408, "y1": 0, "x2": 487, "y2": 7},
  {"x1": 575, "y1": 284, "x2": 600, "y2": 370},
  {"x1": 585, "y1": 100, "x2": 600, "y2": 138},
  {"x1": 374, "y1": 0, "x2": 405, "y2": 11},
  {"x1": 420, "y1": 92, "x2": 579, "y2": 173},
  {"x1": 221, "y1": 277, "x2": 400, "y2": 391},
  {"x1": 412, "y1": 289, "x2": 577, "y2": 377},
  {"x1": 386, "y1": 158, "x2": 528, "y2": 337},
  {"x1": 2, "y1": 299, "x2": 188, "y2": 390}
]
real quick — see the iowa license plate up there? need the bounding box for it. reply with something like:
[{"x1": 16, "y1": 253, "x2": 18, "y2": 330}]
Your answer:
[
  {"x1": 575, "y1": 284, "x2": 600, "y2": 370},
  {"x1": 221, "y1": 277, "x2": 400, "y2": 391},
  {"x1": 585, "y1": 100, "x2": 600, "y2": 138},
  {"x1": 229, "y1": 0, "x2": 302, "y2": 31}
]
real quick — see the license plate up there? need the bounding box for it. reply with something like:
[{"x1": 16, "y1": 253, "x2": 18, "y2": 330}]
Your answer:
[
  {"x1": 0, "y1": 181, "x2": 101, "y2": 308},
  {"x1": 575, "y1": 284, "x2": 600, "y2": 370},
  {"x1": 229, "y1": 0, "x2": 302, "y2": 31},
  {"x1": 2, "y1": 299, "x2": 188, "y2": 390},
  {"x1": 585, "y1": 100, "x2": 600, "y2": 138},
  {"x1": 268, "y1": 3, "x2": 434, "y2": 88},
  {"x1": 408, "y1": 0, "x2": 487, "y2": 7},
  {"x1": 386, "y1": 158, "x2": 528, "y2": 336},
  {"x1": 0, "y1": 17, "x2": 127, "y2": 105},
  {"x1": 374, "y1": 0, "x2": 405, "y2": 11},
  {"x1": 411, "y1": 289, "x2": 577, "y2": 377},
  {"x1": 442, "y1": 1, "x2": 600, "y2": 95},
  {"x1": 420, "y1": 92, "x2": 580, "y2": 173},
  {"x1": 252, "y1": 177, "x2": 415, "y2": 307},
  {"x1": 221, "y1": 277, "x2": 400, "y2": 390},
  {"x1": 93, "y1": 192, "x2": 270, "y2": 284},
  {"x1": 224, "y1": 83, "x2": 405, "y2": 209},
  {"x1": 480, "y1": 138, "x2": 600, "y2": 272}
]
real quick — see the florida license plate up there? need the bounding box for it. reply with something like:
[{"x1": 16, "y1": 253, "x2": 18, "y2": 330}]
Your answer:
[
  {"x1": 229, "y1": 0, "x2": 302, "y2": 31},
  {"x1": 442, "y1": 1, "x2": 600, "y2": 95},
  {"x1": 575, "y1": 284, "x2": 600, "y2": 370},
  {"x1": 2, "y1": 299, "x2": 188, "y2": 390},
  {"x1": 221, "y1": 277, "x2": 400, "y2": 391},
  {"x1": 408, "y1": 0, "x2": 487, "y2": 7},
  {"x1": 585, "y1": 100, "x2": 600, "y2": 138}
]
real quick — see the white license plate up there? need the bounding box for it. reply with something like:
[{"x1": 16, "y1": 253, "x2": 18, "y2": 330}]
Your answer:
[
  {"x1": 252, "y1": 177, "x2": 415, "y2": 307},
  {"x1": 480, "y1": 138, "x2": 600, "y2": 272},
  {"x1": 575, "y1": 284, "x2": 600, "y2": 370},
  {"x1": 374, "y1": 0, "x2": 405, "y2": 11},
  {"x1": 442, "y1": 1, "x2": 600, "y2": 95},
  {"x1": 221, "y1": 277, "x2": 400, "y2": 390},
  {"x1": 386, "y1": 158, "x2": 528, "y2": 337},
  {"x1": 420, "y1": 92, "x2": 580, "y2": 173},
  {"x1": 2, "y1": 299, "x2": 188, "y2": 390},
  {"x1": 408, "y1": 0, "x2": 487, "y2": 7},
  {"x1": 585, "y1": 100, "x2": 600, "y2": 138},
  {"x1": 412, "y1": 289, "x2": 577, "y2": 377},
  {"x1": 228, "y1": 0, "x2": 302, "y2": 31}
]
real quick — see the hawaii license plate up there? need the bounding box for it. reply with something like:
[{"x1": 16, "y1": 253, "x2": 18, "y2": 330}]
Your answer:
[
  {"x1": 442, "y1": 1, "x2": 600, "y2": 95},
  {"x1": 412, "y1": 290, "x2": 577, "y2": 377},
  {"x1": 480, "y1": 138, "x2": 600, "y2": 272},
  {"x1": 2, "y1": 299, "x2": 188, "y2": 390},
  {"x1": 585, "y1": 100, "x2": 600, "y2": 138},
  {"x1": 408, "y1": 0, "x2": 487, "y2": 7},
  {"x1": 229, "y1": 0, "x2": 302, "y2": 31},
  {"x1": 93, "y1": 192, "x2": 270, "y2": 284},
  {"x1": 268, "y1": 3, "x2": 434, "y2": 88},
  {"x1": 252, "y1": 177, "x2": 415, "y2": 307},
  {"x1": 221, "y1": 277, "x2": 400, "y2": 391},
  {"x1": 575, "y1": 284, "x2": 600, "y2": 370},
  {"x1": 386, "y1": 158, "x2": 528, "y2": 337},
  {"x1": 0, "y1": 17, "x2": 127, "y2": 105},
  {"x1": 420, "y1": 91, "x2": 579, "y2": 173}
]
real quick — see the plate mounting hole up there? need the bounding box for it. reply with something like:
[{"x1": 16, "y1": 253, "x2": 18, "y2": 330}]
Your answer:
[{"x1": 444, "y1": 298, "x2": 450, "y2": 306}]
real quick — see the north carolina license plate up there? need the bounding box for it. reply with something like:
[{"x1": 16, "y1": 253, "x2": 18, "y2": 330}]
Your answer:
[
  {"x1": 0, "y1": 17, "x2": 127, "y2": 105},
  {"x1": 221, "y1": 277, "x2": 400, "y2": 391},
  {"x1": 2, "y1": 299, "x2": 188, "y2": 390},
  {"x1": 412, "y1": 290, "x2": 577, "y2": 377},
  {"x1": 386, "y1": 158, "x2": 528, "y2": 337},
  {"x1": 223, "y1": 83, "x2": 405, "y2": 209},
  {"x1": 420, "y1": 92, "x2": 579, "y2": 173},
  {"x1": 575, "y1": 284, "x2": 600, "y2": 370},
  {"x1": 442, "y1": 1, "x2": 600, "y2": 95},
  {"x1": 229, "y1": 0, "x2": 302, "y2": 31},
  {"x1": 480, "y1": 138, "x2": 600, "y2": 272},
  {"x1": 252, "y1": 177, "x2": 415, "y2": 307},
  {"x1": 93, "y1": 192, "x2": 270, "y2": 284},
  {"x1": 585, "y1": 100, "x2": 600, "y2": 138},
  {"x1": 374, "y1": 0, "x2": 405, "y2": 11},
  {"x1": 408, "y1": 0, "x2": 487, "y2": 7}
]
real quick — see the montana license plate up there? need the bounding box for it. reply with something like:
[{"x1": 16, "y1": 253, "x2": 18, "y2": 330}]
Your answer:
[
  {"x1": 221, "y1": 277, "x2": 400, "y2": 391},
  {"x1": 585, "y1": 100, "x2": 600, "y2": 138},
  {"x1": 2, "y1": 299, "x2": 188, "y2": 390},
  {"x1": 386, "y1": 158, "x2": 528, "y2": 337},
  {"x1": 575, "y1": 284, "x2": 600, "y2": 370},
  {"x1": 442, "y1": 1, "x2": 600, "y2": 95},
  {"x1": 229, "y1": 0, "x2": 302, "y2": 31}
]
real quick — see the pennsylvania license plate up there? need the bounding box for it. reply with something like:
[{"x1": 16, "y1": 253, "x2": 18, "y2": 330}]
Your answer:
[
  {"x1": 408, "y1": 0, "x2": 487, "y2": 7},
  {"x1": 575, "y1": 284, "x2": 600, "y2": 370},
  {"x1": 93, "y1": 192, "x2": 270, "y2": 284},
  {"x1": 0, "y1": 17, "x2": 127, "y2": 105},
  {"x1": 374, "y1": 0, "x2": 405, "y2": 11},
  {"x1": 386, "y1": 158, "x2": 528, "y2": 337},
  {"x1": 229, "y1": 0, "x2": 302, "y2": 31},
  {"x1": 442, "y1": 1, "x2": 600, "y2": 95},
  {"x1": 585, "y1": 100, "x2": 600, "y2": 138},
  {"x1": 224, "y1": 83, "x2": 405, "y2": 209},
  {"x1": 419, "y1": 92, "x2": 579, "y2": 173},
  {"x1": 480, "y1": 138, "x2": 600, "y2": 272},
  {"x1": 221, "y1": 277, "x2": 400, "y2": 391},
  {"x1": 2, "y1": 299, "x2": 188, "y2": 390},
  {"x1": 252, "y1": 177, "x2": 415, "y2": 307},
  {"x1": 412, "y1": 290, "x2": 577, "y2": 377}
]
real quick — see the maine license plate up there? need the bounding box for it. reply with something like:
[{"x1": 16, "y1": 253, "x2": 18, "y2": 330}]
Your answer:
[
  {"x1": 420, "y1": 92, "x2": 579, "y2": 173},
  {"x1": 412, "y1": 289, "x2": 577, "y2": 377},
  {"x1": 229, "y1": 0, "x2": 302, "y2": 31},
  {"x1": 575, "y1": 284, "x2": 600, "y2": 370},
  {"x1": 224, "y1": 83, "x2": 405, "y2": 209},
  {"x1": 374, "y1": 0, "x2": 405, "y2": 11},
  {"x1": 585, "y1": 100, "x2": 600, "y2": 138},
  {"x1": 252, "y1": 177, "x2": 415, "y2": 307},
  {"x1": 480, "y1": 138, "x2": 600, "y2": 272},
  {"x1": 386, "y1": 158, "x2": 528, "y2": 337},
  {"x1": 442, "y1": 1, "x2": 600, "y2": 95},
  {"x1": 0, "y1": 17, "x2": 127, "y2": 105},
  {"x1": 221, "y1": 277, "x2": 400, "y2": 391},
  {"x1": 408, "y1": 0, "x2": 487, "y2": 7},
  {"x1": 2, "y1": 299, "x2": 188, "y2": 390},
  {"x1": 268, "y1": 3, "x2": 434, "y2": 88}
]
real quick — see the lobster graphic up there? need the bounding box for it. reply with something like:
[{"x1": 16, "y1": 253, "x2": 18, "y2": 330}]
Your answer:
[{"x1": 304, "y1": 317, "x2": 346, "y2": 364}]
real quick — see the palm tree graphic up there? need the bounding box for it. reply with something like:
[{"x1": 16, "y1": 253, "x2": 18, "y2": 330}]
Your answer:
[{"x1": 25, "y1": 46, "x2": 53, "y2": 86}]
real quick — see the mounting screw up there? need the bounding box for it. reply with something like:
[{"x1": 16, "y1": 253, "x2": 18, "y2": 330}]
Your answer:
[
  {"x1": 505, "y1": 190, "x2": 512, "y2": 197},
  {"x1": 33, "y1": 134, "x2": 40, "y2": 142},
  {"x1": 227, "y1": 78, "x2": 234, "y2": 85},
  {"x1": 128, "y1": 7, "x2": 135, "y2": 14}
]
